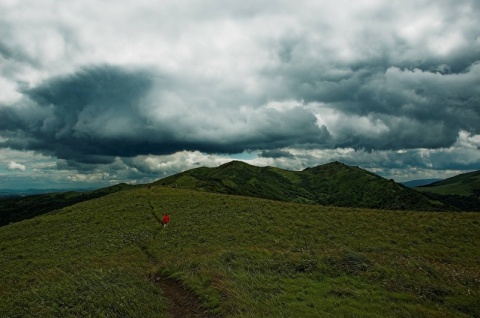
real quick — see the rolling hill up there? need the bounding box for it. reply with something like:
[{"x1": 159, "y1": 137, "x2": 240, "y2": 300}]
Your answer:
[
  {"x1": 415, "y1": 170, "x2": 480, "y2": 211},
  {"x1": 417, "y1": 170, "x2": 480, "y2": 196},
  {"x1": 1, "y1": 186, "x2": 479, "y2": 317},
  {"x1": 155, "y1": 161, "x2": 445, "y2": 211}
]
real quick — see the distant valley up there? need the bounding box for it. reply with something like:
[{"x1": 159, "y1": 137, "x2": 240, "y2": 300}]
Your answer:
[{"x1": 400, "y1": 179, "x2": 442, "y2": 187}]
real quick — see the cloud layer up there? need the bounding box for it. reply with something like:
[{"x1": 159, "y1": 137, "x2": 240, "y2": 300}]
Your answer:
[{"x1": 0, "y1": 0, "x2": 479, "y2": 187}]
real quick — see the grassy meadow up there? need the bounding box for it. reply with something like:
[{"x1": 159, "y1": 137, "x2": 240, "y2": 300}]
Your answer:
[{"x1": 1, "y1": 186, "x2": 479, "y2": 317}]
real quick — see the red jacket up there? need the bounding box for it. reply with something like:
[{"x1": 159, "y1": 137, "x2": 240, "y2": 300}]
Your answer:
[{"x1": 163, "y1": 214, "x2": 170, "y2": 224}]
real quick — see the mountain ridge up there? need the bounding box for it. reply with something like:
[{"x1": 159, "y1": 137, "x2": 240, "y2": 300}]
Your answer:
[{"x1": 155, "y1": 160, "x2": 444, "y2": 211}]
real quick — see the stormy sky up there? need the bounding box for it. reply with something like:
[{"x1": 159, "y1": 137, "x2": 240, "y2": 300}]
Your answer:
[{"x1": 1, "y1": 0, "x2": 479, "y2": 190}]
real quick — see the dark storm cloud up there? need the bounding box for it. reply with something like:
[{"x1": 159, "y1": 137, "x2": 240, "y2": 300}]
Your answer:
[
  {"x1": 259, "y1": 149, "x2": 295, "y2": 159},
  {"x1": 265, "y1": 59, "x2": 479, "y2": 151},
  {"x1": 256, "y1": 0, "x2": 480, "y2": 152},
  {"x1": 0, "y1": 65, "x2": 330, "y2": 163},
  {"x1": 0, "y1": 41, "x2": 14, "y2": 60},
  {"x1": 1, "y1": 65, "x2": 155, "y2": 162}
]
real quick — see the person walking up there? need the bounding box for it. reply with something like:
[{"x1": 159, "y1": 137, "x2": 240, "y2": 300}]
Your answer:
[{"x1": 162, "y1": 213, "x2": 170, "y2": 228}]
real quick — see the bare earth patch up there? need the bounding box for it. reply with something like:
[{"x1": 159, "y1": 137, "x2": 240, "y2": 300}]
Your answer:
[{"x1": 153, "y1": 275, "x2": 219, "y2": 318}]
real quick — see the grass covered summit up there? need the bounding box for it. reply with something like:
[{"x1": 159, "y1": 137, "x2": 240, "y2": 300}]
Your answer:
[{"x1": 157, "y1": 161, "x2": 443, "y2": 211}]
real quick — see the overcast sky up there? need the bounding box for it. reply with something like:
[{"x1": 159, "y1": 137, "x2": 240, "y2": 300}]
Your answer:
[{"x1": 1, "y1": 0, "x2": 479, "y2": 190}]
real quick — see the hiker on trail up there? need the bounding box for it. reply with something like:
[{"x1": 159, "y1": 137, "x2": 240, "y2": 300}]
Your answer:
[{"x1": 163, "y1": 213, "x2": 170, "y2": 228}]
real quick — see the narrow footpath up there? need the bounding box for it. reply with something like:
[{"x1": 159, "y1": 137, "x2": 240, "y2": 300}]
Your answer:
[
  {"x1": 152, "y1": 275, "x2": 218, "y2": 318},
  {"x1": 145, "y1": 200, "x2": 220, "y2": 318}
]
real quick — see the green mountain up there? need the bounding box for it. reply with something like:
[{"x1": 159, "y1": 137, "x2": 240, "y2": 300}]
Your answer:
[
  {"x1": 1, "y1": 186, "x2": 479, "y2": 317},
  {"x1": 416, "y1": 170, "x2": 480, "y2": 211},
  {"x1": 155, "y1": 161, "x2": 443, "y2": 211}
]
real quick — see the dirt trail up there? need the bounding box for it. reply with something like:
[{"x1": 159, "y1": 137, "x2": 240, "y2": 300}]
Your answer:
[
  {"x1": 152, "y1": 275, "x2": 219, "y2": 318},
  {"x1": 146, "y1": 199, "x2": 220, "y2": 318},
  {"x1": 148, "y1": 201, "x2": 164, "y2": 232}
]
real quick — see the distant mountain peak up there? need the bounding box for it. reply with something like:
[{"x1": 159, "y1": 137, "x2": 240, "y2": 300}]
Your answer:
[
  {"x1": 220, "y1": 160, "x2": 251, "y2": 167},
  {"x1": 156, "y1": 161, "x2": 443, "y2": 211},
  {"x1": 303, "y1": 161, "x2": 348, "y2": 170}
]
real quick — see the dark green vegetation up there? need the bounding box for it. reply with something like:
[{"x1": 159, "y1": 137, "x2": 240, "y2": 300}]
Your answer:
[
  {"x1": 416, "y1": 171, "x2": 480, "y2": 211},
  {"x1": 0, "y1": 183, "x2": 136, "y2": 226},
  {"x1": 1, "y1": 187, "x2": 479, "y2": 317},
  {"x1": 157, "y1": 161, "x2": 444, "y2": 211}
]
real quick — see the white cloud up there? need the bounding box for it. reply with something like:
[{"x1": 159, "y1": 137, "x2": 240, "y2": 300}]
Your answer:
[
  {"x1": 126, "y1": 151, "x2": 227, "y2": 175},
  {"x1": 7, "y1": 161, "x2": 25, "y2": 171}
]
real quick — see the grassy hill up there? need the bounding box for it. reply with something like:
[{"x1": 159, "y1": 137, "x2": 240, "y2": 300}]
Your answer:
[
  {"x1": 0, "y1": 183, "x2": 136, "y2": 226},
  {"x1": 417, "y1": 170, "x2": 480, "y2": 196},
  {"x1": 1, "y1": 186, "x2": 479, "y2": 317},
  {"x1": 155, "y1": 161, "x2": 444, "y2": 211},
  {"x1": 416, "y1": 170, "x2": 480, "y2": 211}
]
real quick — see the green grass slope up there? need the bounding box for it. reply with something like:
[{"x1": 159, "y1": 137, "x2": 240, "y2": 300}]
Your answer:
[
  {"x1": 0, "y1": 183, "x2": 136, "y2": 226},
  {"x1": 417, "y1": 170, "x2": 480, "y2": 196},
  {"x1": 416, "y1": 171, "x2": 480, "y2": 211},
  {"x1": 156, "y1": 161, "x2": 443, "y2": 211},
  {"x1": 1, "y1": 186, "x2": 479, "y2": 317}
]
